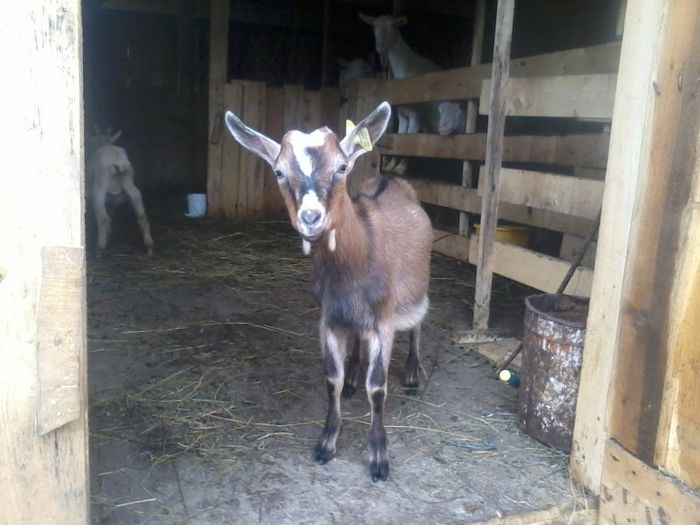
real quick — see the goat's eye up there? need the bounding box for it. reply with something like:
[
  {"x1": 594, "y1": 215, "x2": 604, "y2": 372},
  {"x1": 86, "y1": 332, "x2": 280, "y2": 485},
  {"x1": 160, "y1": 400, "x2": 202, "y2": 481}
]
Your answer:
[
  {"x1": 338, "y1": 164, "x2": 348, "y2": 174},
  {"x1": 274, "y1": 169, "x2": 285, "y2": 179}
]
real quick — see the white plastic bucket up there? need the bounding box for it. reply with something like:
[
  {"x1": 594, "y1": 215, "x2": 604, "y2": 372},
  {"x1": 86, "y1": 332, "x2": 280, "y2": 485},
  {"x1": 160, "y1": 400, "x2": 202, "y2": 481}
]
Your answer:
[{"x1": 186, "y1": 193, "x2": 207, "y2": 218}]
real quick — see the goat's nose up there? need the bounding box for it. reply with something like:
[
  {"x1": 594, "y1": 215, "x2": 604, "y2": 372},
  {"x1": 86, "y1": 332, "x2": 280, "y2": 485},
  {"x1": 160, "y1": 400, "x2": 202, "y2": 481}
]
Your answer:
[{"x1": 301, "y1": 209, "x2": 322, "y2": 226}]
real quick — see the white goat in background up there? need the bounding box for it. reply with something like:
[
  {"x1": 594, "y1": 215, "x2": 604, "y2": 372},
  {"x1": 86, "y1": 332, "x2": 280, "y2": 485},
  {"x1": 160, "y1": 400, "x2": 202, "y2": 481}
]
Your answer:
[
  {"x1": 359, "y1": 13, "x2": 466, "y2": 136},
  {"x1": 338, "y1": 54, "x2": 375, "y2": 84},
  {"x1": 86, "y1": 126, "x2": 153, "y2": 257}
]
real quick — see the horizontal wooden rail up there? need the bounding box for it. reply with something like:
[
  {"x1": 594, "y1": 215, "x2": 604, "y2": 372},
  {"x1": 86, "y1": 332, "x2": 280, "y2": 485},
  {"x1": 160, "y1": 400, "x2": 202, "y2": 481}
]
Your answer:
[
  {"x1": 468, "y1": 235, "x2": 593, "y2": 296},
  {"x1": 410, "y1": 178, "x2": 594, "y2": 237},
  {"x1": 478, "y1": 167, "x2": 605, "y2": 219},
  {"x1": 381, "y1": 42, "x2": 620, "y2": 105},
  {"x1": 379, "y1": 132, "x2": 609, "y2": 168},
  {"x1": 481, "y1": 74, "x2": 617, "y2": 119}
]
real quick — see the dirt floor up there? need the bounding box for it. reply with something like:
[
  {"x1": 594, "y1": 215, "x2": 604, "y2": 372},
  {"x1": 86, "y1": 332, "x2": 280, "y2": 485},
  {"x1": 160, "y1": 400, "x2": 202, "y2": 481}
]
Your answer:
[{"x1": 88, "y1": 200, "x2": 586, "y2": 524}]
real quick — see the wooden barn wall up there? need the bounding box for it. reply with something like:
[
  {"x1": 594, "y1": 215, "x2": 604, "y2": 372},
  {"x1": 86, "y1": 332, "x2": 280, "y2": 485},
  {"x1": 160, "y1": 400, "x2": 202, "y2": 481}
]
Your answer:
[
  {"x1": 83, "y1": 7, "x2": 209, "y2": 193},
  {"x1": 1, "y1": 1, "x2": 89, "y2": 523},
  {"x1": 209, "y1": 81, "x2": 340, "y2": 220}
]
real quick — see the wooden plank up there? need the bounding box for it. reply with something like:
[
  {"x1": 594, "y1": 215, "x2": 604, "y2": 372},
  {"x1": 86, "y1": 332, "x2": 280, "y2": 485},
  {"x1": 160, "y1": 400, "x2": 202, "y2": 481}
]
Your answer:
[
  {"x1": 0, "y1": 2, "x2": 88, "y2": 523},
  {"x1": 411, "y1": 178, "x2": 594, "y2": 237},
  {"x1": 656, "y1": 148, "x2": 700, "y2": 488},
  {"x1": 473, "y1": 0, "x2": 514, "y2": 330},
  {"x1": 469, "y1": 236, "x2": 593, "y2": 297},
  {"x1": 456, "y1": 338, "x2": 523, "y2": 371},
  {"x1": 380, "y1": 133, "x2": 609, "y2": 168},
  {"x1": 36, "y1": 247, "x2": 84, "y2": 435},
  {"x1": 222, "y1": 83, "x2": 243, "y2": 220},
  {"x1": 560, "y1": 234, "x2": 597, "y2": 269},
  {"x1": 570, "y1": 0, "x2": 697, "y2": 493},
  {"x1": 480, "y1": 74, "x2": 617, "y2": 119},
  {"x1": 600, "y1": 440, "x2": 700, "y2": 524},
  {"x1": 205, "y1": 0, "x2": 229, "y2": 219},
  {"x1": 606, "y1": 0, "x2": 700, "y2": 468},
  {"x1": 320, "y1": 88, "x2": 340, "y2": 133},
  {"x1": 432, "y1": 229, "x2": 470, "y2": 262},
  {"x1": 474, "y1": 502, "x2": 597, "y2": 524},
  {"x1": 284, "y1": 84, "x2": 304, "y2": 132},
  {"x1": 263, "y1": 87, "x2": 286, "y2": 217},
  {"x1": 240, "y1": 82, "x2": 266, "y2": 218},
  {"x1": 383, "y1": 42, "x2": 621, "y2": 105},
  {"x1": 480, "y1": 168, "x2": 604, "y2": 219},
  {"x1": 303, "y1": 90, "x2": 322, "y2": 132},
  {"x1": 460, "y1": 0, "x2": 487, "y2": 236}
]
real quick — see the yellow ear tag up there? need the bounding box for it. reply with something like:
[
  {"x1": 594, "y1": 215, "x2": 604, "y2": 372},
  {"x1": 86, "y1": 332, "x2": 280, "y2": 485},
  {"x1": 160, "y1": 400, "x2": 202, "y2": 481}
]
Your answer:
[{"x1": 345, "y1": 119, "x2": 373, "y2": 152}]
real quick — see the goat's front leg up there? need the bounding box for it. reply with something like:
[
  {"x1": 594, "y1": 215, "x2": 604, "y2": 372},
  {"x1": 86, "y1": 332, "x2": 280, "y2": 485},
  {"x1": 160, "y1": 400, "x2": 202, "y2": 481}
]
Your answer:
[
  {"x1": 314, "y1": 323, "x2": 347, "y2": 464},
  {"x1": 342, "y1": 334, "x2": 362, "y2": 399},
  {"x1": 366, "y1": 323, "x2": 394, "y2": 481}
]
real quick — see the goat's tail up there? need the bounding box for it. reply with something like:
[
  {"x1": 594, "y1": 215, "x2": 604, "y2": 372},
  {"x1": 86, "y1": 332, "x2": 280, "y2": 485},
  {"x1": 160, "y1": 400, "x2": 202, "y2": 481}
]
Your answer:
[{"x1": 110, "y1": 153, "x2": 134, "y2": 178}]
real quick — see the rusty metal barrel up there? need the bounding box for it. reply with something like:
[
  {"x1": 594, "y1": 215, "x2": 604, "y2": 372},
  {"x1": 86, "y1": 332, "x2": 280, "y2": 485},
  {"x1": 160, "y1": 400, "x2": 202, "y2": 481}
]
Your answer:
[{"x1": 518, "y1": 293, "x2": 589, "y2": 452}]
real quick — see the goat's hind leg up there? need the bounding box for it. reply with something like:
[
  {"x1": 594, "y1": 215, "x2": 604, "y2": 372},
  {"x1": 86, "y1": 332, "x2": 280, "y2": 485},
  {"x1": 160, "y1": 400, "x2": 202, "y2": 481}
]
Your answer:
[
  {"x1": 366, "y1": 324, "x2": 394, "y2": 481},
  {"x1": 92, "y1": 193, "x2": 110, "y2": 258},
  {"x1": 314, "y1": 325, "x2": 347, "y2": 464},
  {"x1": 403, "y1": 324, "x2": 422, "y2": 393},
  {"x1": 122, "y1": 178, "x2": 154, "y2": 256},
  {"x1": 342, "y1": 334, "x2": 362, "y2": 399}
]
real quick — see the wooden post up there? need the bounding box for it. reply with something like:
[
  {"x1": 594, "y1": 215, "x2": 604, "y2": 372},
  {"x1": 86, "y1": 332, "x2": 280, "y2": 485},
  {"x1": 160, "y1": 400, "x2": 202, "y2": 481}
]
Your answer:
[
  {"x1": 320, "y1": 0, "x2": 331, "y2": 88},
  {"x1": 472, "y1": 0, "x2": 515, "y2": 330},
  {"x1": 206, "y1": 0, "x2": 229, "y2": 219},
  {"x1": 459, "y1": 0, "x2": 486, "y2": 236},
  {"x1": 0, "y1": 1, "x2": 89, "y2": 523}
]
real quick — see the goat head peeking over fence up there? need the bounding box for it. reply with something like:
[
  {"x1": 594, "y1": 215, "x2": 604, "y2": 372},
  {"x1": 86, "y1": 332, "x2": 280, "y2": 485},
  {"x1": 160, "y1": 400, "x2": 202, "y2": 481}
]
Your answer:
[{"x1": 224, "y1": 102, "x2": 433, "y2": 481}]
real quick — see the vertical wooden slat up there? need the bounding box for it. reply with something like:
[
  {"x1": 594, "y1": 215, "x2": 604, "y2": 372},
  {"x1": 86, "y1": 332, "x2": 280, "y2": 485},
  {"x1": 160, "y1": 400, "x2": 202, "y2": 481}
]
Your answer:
[
  {"x1": 304, "y1": 90, "x2": 322, "y2": 131},
  {"x1": 459, "y1": 0, "x2": 486, "y2": 236},
  {"x1": 0, "y1": 1, "x2": 88, "y2": 523},
  {"x1": 264, "y1": 87, "x2": 286, "y2": 217},
  {"x1": 206, "y1": 0, "x2": 229, "y2": 219},
  {"x1": 472, "y1": 0, "x2": 514, "y2": 330},
  {"x1": 571, "y1": 0, "x2": 698, "y2": 493},
  {"x1": 320, "y1": 88, "x2": 340, "y2": 133},
  {"x1": 222, "y1": 83, "x2": 243, "y2": 220},
  {"x1": 284, "y1": 84, "x2": 303, "y2": 132}
]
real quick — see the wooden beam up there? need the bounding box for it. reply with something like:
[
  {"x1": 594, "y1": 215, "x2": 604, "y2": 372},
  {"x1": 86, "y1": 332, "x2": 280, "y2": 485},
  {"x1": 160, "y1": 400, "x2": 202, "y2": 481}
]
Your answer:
[
  {"x1": 480, "y1": 74, "x2": 617, "y2": 119},
  {"x1": 480, "y1": 168, "x2": 604, "y2": 219},
  {"x1": 1, "y1": 1, "x2": 88, "y2": 523},
  {"x1": 205, "y1": 0, "x2": 229, "y2": 219},
  {"x1": 380, "y1": 133, "x2": 609, "y2": 168},
  {"x1": 432, "y1": 229, "x2": 470, "y2": 262},
  {"x1": 469, "y1": 235, "x2": 593, "y2": 296},
  {"x1": 460, "y1": 0, "x2": 487, "y2": 236},
  {"x1": 411, "y1": 178, "x2": 594, "y2": 237},
  {"x1": 570, "y1": 0, "x2": 696, "y2": 493},
  {"x1": 473, "y1": 0, "x2": 514, "y2": 330},
  {"x1": 473, "y1": 502, "x2": 597, "y2": 524},
  {"x1": 600, "y1": 440, "x2": 700, "y2": 524},
  {"x1": 383, "y1": 42, "x2": 620, "y2": 105}
]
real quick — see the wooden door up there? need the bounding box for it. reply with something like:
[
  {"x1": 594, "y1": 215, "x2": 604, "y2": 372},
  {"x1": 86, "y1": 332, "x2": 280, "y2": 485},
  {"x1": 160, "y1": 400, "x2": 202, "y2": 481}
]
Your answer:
[
  {"x1": 571, "y1": 1, "x2": 700, "y2": 522},
  {"x1": 0, "y1": 1, "x2": 89, "y2": 524}
]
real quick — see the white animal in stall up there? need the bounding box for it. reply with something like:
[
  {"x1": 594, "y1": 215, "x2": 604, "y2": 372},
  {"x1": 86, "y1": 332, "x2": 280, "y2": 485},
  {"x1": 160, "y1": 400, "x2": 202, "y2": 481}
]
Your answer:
[
  {"x1": 86, "y1": 125, "x2": 153, "y2": 257},
  {"x1": 359, "y1": 13, "x2": 466, "y2": 137},
  {"x1": 338, "y1": 54, "x2": 375, "y2": 84},
  {"x1": 224, "y1": 101, "x2": 432, "y2": 482}
]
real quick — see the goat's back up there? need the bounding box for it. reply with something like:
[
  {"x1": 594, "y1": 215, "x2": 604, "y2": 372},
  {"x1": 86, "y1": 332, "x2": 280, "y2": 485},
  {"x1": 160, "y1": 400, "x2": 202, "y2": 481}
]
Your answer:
[{"x1": 355, "y1": 176, "x2": 432, "y2": 307}]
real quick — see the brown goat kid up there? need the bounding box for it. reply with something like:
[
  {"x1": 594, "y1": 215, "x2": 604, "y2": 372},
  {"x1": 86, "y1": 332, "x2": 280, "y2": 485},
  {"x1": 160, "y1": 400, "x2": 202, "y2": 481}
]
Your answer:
[{"x1": 224, "y1": 102, "x2": 432, "y2": 481}]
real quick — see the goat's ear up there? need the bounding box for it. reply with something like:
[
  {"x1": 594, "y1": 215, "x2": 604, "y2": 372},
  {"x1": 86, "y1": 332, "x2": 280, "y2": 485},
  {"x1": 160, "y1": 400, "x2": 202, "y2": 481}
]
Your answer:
[
  {"x1": 394, "y1": 15, "x2": 407, "y2": 27},
  {"x1": 225, "y1": 111, "x2": 281, "y2": 168},
  {"x1": 340, "y1": 101, "x2": 391, "y2": 166},
  {"x1": 110, "y1": 130, "x2": 122, "y2": 144},
  {"x1": 358, "y1": 13, "x2": 375, "y2": 26}
]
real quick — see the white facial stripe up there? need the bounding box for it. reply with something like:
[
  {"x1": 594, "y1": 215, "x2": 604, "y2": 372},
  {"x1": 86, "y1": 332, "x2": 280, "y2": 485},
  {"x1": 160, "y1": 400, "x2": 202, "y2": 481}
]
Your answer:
[
  {"x1": 300, "y1": 189, "x2": 324, "y2": 212},
  {"x1": 288, "y1": 130, "x2": 327, "y2": 177}
]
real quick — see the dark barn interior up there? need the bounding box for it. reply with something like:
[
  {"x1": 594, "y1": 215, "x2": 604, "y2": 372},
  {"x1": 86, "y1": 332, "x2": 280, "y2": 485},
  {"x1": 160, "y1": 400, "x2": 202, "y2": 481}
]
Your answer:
[{"x1": 84, "y1": 1, "x2": 623, "y2": 523}]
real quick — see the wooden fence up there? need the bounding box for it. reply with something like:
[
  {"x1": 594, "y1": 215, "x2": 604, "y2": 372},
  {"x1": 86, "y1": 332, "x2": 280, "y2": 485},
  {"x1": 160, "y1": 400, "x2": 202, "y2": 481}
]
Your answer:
[
  {"x1": 208, "y1": 81, "x2": 340, "y2": 220},
  {"x1": 342, "y1": 42, "x2": 621, "y2": 299}
]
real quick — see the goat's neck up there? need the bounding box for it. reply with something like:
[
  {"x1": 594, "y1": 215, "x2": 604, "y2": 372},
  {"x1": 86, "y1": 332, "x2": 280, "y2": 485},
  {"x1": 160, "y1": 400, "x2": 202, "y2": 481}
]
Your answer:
[
  {"x1": 388, "y1": 33, "x2": 427, "y2": 79},
  {"x1": 318, "y1": 192, "x2": 368, "y2": 264}
]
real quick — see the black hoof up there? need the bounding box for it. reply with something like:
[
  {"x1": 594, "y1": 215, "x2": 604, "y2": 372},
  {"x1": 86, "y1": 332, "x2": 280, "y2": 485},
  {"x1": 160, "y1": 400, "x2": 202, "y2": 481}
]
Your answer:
[
  {"x1": 370, "y1": 459, "x2": 389, "y2": 482},
  {"x1": 313, "y1": 443, "x2": 334, "y2": 464},
  {"x1": 342, "y1": 384, "x2": 357, "y2": 399}
]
